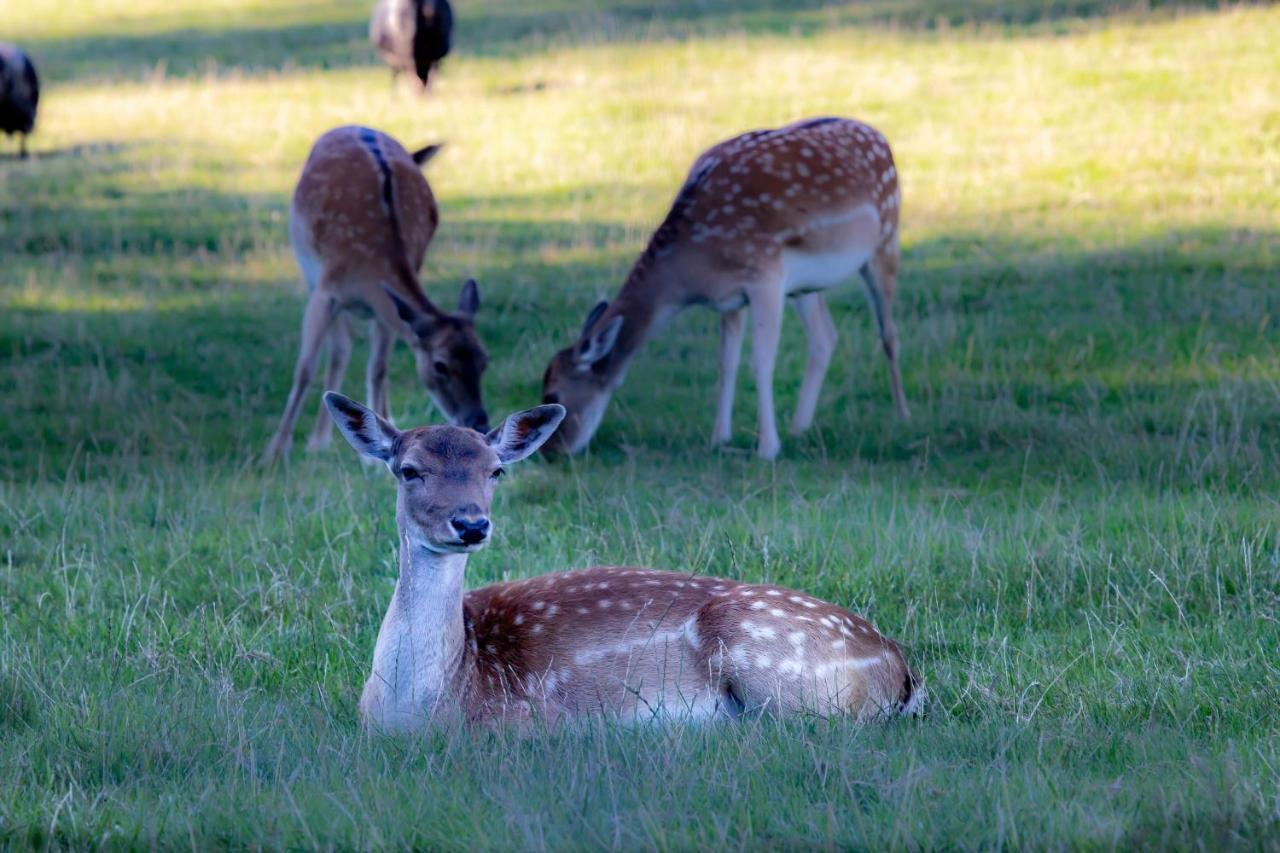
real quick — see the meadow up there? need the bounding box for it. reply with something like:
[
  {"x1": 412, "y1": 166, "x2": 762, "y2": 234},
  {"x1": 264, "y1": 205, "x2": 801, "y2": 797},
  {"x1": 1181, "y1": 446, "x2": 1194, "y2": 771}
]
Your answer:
[{"x1": 1, "y1": 0, "x2": 1278, "y2": 847}]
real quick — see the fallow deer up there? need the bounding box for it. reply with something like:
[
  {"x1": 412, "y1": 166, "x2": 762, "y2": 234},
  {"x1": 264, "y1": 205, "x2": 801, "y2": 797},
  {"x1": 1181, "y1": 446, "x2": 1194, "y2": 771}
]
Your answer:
[
  {"x1": 264, "y1": 125, "x2": 488, "y2": 463},
  {"x1": 0, "y1": 43, "x2": 38, "y2": 158},
  {"x1": 542, "y1": 116, "x2": 909, "y2": 460},
  {"x1": 324, "y1": 391, "x2": 923, "y2": 732},
  {"x1": 370, "y1": 0, "x2": 453, "y2": 91}
]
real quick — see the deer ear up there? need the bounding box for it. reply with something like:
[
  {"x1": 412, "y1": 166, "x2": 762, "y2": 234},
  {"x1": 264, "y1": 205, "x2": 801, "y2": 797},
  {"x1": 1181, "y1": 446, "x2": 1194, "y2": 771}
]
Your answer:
[
  {"x1": 411, "y1": 143, "x2": 443, "y2": 167},
  {"x1": 485, "y1": 404, "x2": 566, "y2": 464},
  {"x1": 582, "y1": 300, "x2": 608, "y2": 335},
  {"x1": 457, "y1": 277, "x2": 479, "y2": 318},
  {"x1": 385, "y1": 286, "x2": 435, "y2": 339},
  {"x1": 324, "y1": 392, "x2": 400, "y2": 463},
  {"x1": 575, "y1": 315, "x2": 622, "y2": 367}
]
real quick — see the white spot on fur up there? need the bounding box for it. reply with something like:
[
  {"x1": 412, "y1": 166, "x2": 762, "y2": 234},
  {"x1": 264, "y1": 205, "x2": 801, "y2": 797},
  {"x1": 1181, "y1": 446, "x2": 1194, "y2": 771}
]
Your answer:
[
  {"x1": 532, "y1": 601, "x2": 545, "y2": 611},
  {"x1": 599, "y1": 599, "x2": 612, "y2": 609},
  {"x1": 513, "y1": 614, "x2": 525, "y2": 626},
  {"x1": 751, "y1": 600, "x2": 767, "y2": 611},
  {"x1": 743, "y1": 620, "x2": 777, "y2": 641}
]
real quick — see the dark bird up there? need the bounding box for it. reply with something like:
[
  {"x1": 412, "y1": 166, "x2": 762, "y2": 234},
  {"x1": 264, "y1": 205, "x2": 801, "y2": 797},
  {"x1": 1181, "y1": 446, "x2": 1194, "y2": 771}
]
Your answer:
[
  {"x1": 0, "y1": 43, "x2": 38, "y2": 158},
  {"x1": 369, "y1": 0, "x2": 453, "y2": 92}
]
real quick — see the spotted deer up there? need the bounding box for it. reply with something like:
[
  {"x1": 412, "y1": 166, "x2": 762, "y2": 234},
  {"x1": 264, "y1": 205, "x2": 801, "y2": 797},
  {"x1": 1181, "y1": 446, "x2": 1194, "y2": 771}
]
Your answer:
[
  {"x1": 324, "y1": 391, "x2": 922, "y2": 732},
  {"x1": 542, "y1": 117, "x2": 908, "y2": 460},
  {"x1": 264, "y1": 125, "x2": 488, "y2": 463}
]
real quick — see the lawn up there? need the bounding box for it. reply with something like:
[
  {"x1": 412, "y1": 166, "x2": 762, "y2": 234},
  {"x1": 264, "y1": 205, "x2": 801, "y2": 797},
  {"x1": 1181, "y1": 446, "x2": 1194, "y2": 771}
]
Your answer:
[{"x1": 1, "y1": 0, "x2": 1278, "y2": 847}]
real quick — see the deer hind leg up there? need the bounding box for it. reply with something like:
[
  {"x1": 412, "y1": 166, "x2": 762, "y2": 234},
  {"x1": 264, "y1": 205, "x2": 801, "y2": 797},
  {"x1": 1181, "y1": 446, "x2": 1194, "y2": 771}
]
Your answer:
[
  {"x1": 366, "y1": 318, "x2": 394, "y2": 422},
  {"x1": 747, "y1": 281, "x2": 786, "y2": 460},
  {"x1": 860, "y1": 246, "x2": 910, "y2": 420},
  {"x1": 306, "y1": 314, "x2": 353, "y2": 452},
  {"x1": 263, "y1": 290, "x2": 337, "y2": 463},
  {"x1": 789, "y1": 293, "x2": 838, "y2": 436},
  {"x1": 713, "y1": 307, "x2": 746, "y2": 445}
]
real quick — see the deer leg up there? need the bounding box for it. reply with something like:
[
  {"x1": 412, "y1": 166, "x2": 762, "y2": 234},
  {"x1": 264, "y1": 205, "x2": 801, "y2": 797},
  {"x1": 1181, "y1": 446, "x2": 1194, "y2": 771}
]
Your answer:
[
  {"x1": 748, "y1": 284, "x2": 785, "y2": 460},
  {"x1": 366, "y1": 319, "x2": 394, "y2": 422},
  {"x1": 860, "y1": 252, "x2": 910, "y2": 421},
  {"x1": 713, "y1": 307, "x2": 746, "y2": 445},
  {"x1": 306, "y1": 314, "x2": 353, "y2": 452},
  {"x1": 19, "y1": 135, "x2": 28, "y2": 159},
  {"x1": 263, "y1": 290, "x2": 337, "y2": 463},
  {"x1": 789, "y1": 293, "x2": 838, "y2": 435}
]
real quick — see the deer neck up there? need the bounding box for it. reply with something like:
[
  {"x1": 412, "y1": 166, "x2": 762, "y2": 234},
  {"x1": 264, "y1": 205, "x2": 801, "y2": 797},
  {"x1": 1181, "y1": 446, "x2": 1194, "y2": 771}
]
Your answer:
[
  {"x1": 594, "y1": 256, "x2": 687, "y2": 383},
  {"x1": 362, "y1": 525, "x2": 469, "y2": 731}
]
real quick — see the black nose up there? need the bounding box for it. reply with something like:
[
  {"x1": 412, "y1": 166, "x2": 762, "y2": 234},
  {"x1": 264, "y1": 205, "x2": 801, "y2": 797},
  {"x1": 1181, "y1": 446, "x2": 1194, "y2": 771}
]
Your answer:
[{"x1": 450, "y1": 515, "x2": 490, "y2": 545}]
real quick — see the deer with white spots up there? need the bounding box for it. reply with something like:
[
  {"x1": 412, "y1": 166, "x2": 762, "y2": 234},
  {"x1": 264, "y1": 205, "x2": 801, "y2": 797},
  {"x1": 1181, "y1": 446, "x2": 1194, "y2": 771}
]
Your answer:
[
  {"x1": 264, "y1": 125, "x2": 489, "y2": 463},
  {"x1": 324, "y1": 391, "x2": 922, "y2": 732},
  {"x1": 542, "y1": 116, "x2": 908, "y2": 460}
]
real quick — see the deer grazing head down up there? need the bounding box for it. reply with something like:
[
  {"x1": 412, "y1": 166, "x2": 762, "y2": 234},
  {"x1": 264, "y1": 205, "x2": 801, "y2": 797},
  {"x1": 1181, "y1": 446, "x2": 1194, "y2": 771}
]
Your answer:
[
  {"x1": 540, "y1": 300, "x2": 624, "y2": 455},
  {"x1": 325, "y1": 391, "x2": 563, "y2": 552},
  {"x1": 540, "y1": 116, "x2": 909, "y2": 460},
  {"x1": 386, "y1": 280, "x2": 489, "y2": 433}
]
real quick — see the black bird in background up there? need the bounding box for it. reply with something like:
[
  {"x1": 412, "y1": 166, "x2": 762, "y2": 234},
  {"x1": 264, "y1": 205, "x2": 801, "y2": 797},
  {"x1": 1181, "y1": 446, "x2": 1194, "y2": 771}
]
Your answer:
[
  {"x1": 0, "y1": 43, "x2": 38, "y2": 158},
  {"x1": 370, "y1": 0, "x2": 454, "y2": 92}
]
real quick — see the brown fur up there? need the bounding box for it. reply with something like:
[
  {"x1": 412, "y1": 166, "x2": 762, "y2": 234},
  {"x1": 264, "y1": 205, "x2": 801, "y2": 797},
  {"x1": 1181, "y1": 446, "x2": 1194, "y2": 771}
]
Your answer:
[
  {"x1": 264, "y1": 126, "x2": 488, "y2": 463},
  {"x1": 459, "y1": 566, "x2": 919, "y2": 724},
  {"x1": 543, "y1": 117, "x2": 909, "y2": 460}
]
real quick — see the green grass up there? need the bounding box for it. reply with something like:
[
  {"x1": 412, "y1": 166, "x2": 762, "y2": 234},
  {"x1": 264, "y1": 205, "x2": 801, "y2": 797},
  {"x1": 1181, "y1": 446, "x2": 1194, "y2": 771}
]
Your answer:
[{"x1": 2, "y1": 0, "x2": 1279, "y2": 847}]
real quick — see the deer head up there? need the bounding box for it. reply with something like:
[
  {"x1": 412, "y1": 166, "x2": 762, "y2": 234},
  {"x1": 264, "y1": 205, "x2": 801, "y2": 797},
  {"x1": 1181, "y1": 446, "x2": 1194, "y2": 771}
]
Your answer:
[
  {"x1": 324, "y1": 392, "x2": 565, "y2": 552},
  {"x1": 386, "y1": 279, "x2": 490, "y2": 433},
  {"x1": 540, "y1": 300, "x2": 625, "y2": 455}
]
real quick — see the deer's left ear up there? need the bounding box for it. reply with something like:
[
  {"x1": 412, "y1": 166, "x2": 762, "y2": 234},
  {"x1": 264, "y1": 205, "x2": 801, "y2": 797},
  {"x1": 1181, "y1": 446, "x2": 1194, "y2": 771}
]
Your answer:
[
  {"x1": 457, "y1": 277, "x2": 480, "y2": 319},
  {"x1": 486, "y1": 404, "x2": 566, "y2": 464}
]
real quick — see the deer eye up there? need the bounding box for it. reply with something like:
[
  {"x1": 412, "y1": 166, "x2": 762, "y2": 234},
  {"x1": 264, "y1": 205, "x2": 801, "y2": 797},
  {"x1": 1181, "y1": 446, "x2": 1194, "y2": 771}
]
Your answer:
[
  {"x1": 490, "y1": 468, "x2": 505, "y2": 481},
  {"x1": 433, "y1": 360, "x2": 450, "y2": 377},
  {"x1": 400, "y1": 466, "x2": 422, "y2": 481}
]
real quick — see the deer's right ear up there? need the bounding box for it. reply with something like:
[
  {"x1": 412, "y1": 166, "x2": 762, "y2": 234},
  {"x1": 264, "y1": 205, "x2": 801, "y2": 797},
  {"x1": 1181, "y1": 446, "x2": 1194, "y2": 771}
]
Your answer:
[{"x1": 324, "y1": 392, "x2": 399, "y2": 463}]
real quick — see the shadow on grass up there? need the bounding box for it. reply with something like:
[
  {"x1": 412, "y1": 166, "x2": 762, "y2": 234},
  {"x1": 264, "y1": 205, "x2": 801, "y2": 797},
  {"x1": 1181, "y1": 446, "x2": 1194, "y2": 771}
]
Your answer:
[
  {"x1": 19, "y1": 0, "x2": 1236, "y2": 84},
  {"x1": 3, "y1": 159, "x2": 1277, "y2": 487}
]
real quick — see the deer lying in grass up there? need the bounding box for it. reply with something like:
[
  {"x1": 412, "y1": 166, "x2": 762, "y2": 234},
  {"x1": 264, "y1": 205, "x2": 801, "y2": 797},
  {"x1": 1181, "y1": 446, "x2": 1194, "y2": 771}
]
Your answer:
[
  {"x1": 265, "y1": 126, "x2": 488, "y2": 463},
  {"x1": 542, "y1": 117, "x2": 909, "y2": 460},
  {"x1": 325, "y1": 391, "x2": 922, "y2": 731}
]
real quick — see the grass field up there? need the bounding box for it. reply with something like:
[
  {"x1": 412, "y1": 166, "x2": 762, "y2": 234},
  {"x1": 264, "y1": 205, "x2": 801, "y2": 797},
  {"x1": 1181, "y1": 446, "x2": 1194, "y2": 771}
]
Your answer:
[{"x1": 2, "y1": 0, "x2": 1279, "y2": 847}]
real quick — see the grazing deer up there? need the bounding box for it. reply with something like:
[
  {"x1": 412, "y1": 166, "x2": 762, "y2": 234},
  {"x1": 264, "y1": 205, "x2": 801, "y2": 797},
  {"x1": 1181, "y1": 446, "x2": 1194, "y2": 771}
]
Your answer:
[
  {"x1": 542, "y1": 117, "x2": 909, "y2": 460},
  {"x1": 264, "y1": 125, "x2": 488, "y2": 463},
  {"x1": 370, "y1": 0, "x2": 453, "y2": 91},
  {"x1": 324, "y1": 391, "x2": 922, "y2": 731},
  {"x1": 0, "y1": 43, "x2": 39, "y2": 158}
]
